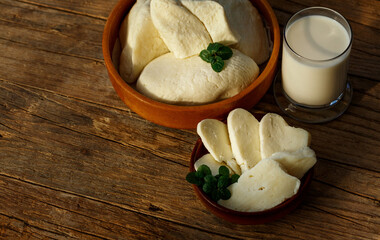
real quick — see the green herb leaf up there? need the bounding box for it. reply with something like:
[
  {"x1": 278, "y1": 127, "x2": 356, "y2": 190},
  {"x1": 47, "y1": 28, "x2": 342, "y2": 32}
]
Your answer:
[
  {"x1": 211, "y1": 189, "x2": 221, "y2": 202},
  {"x1": 197, "y1": 164, "x2": 211, "y2": 177},
  {"x1": 230, "y1": 174, "x2": 240, "y2": 184},
  {"x1": 204, "y1": 174, "x2": 217, "y2": 185},
  {"x1": 202, "y1": 182, "x2": 214, "y2": 194},
  {"x1": 186, "y1": 163, "x2": 239, "y2": 202},
  {"x1": 199, "y1": 50, "x2": 212, "y2": 63},
  {"x1": 217, "y1": 175, "x2": 229, "y2": 189},
  {"x1": 199, "y1": 43, "x2": 233, "y2": 73},
  {"x1": 218, "y1": 166, "x2": 229, "y2": 176},
  {"x1": 207, "y1": 42, "x2": 223, "y2": 54},
  {"x1": 219, "y1": 188, "x2": 231, "y2": 200},
  {"x1": 211, "y1": 56, "x2": 224, "y2": 72},
  {"x1": 186, "y1": 172, "x2": 202, "y2": 186},
  {"x1": 217, "y1": 46, "x2": 233, "y2": 60}
]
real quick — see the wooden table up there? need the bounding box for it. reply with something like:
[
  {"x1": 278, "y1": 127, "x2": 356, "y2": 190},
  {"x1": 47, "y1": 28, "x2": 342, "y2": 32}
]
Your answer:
[{"x1": 0, "y1": 0, "x2": 379, "y2": 239}]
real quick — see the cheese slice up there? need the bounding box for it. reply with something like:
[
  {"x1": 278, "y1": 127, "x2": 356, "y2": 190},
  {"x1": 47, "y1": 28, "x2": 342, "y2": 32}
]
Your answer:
[
  {"x1": 216, "y1": 0, "x2": 270, "y2": 64},
  {"x1": 259, "y1": 113, "x2": 311, "y2": 159},
  {"x1": 225, "y1": 158, "x2": 241, "y2": 176},
  {"x1": 194, "y1": 153, "x2": 234, "y2": 176},
  {"x1": 197, "y1": 119, "x2": 234, "y2": 163},
  {"x1": 150, "y1": 0, "x2": 211, "y2": 59},
  {"x1": 270, "y1": 147, "x2": 317, "y2": 179},
  {"x1": 227, "y1": 108, "x2": 261, "y2": 172},
  {"x1": 218, "y1": 158, "x2": 300, "y2": 212},
  {"x1": 136, "y1": 49, "x2": 259, "y2": 105},
  {"x1": 119, "y1": 0, "x2": 169, "y2": 83},
  {"x1": 180, "y1": 0, "x2": 239, "y2": 45}
]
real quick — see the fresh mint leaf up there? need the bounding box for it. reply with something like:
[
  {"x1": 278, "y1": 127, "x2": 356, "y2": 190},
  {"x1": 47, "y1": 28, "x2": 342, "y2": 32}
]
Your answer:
[
  {"x1": 199, "y1": 43, "x2": 233, "y2": 73},
  {"x1": 204, "y1": 174, "x2": 217, "y2": 185},
  {"x1": 211, "y1": 189, "x2": 221, "y2": 202},
  {"x1": 207, "y1": 42, "x2": 223, "y2": 54},
  {"x1": 197, "y1": 164, "x2": 211, "y2": 177},
  {"x1": 217, "y1": 175, "x2": 229, "y2": 189},
  {"x1": 218, "y1": 166, "x2": 230, "y2": 176},
  {"x1": 199, "y1": 50, "x2": 212, "y2": 63},
  {"x1": 186, "y1": 172, "x2": 202, "y2": 186},
  {"x1": 186, "y1": 163, "x2": 240, "y2": 202},
  {"x1": 217, "y1": 46, "x2": 233, "y2": 60},
  {"x1": 219, "y1": 188, "x2": 231, "y2": 200},
  {"x1": 211, "y1": 56, "x2": 224, "y2": 72},
  {"x1": 202, "y1": 182, "x2": 213, "y2": 194},
  {"x1": 230, "y1": 174, "x2": 240, "y2": 184}
]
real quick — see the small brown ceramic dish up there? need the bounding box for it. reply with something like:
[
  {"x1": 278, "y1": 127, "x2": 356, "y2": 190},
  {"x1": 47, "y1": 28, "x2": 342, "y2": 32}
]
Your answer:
[
  {"x1": 190, "y1": 138, "x2": 314, "y2": 225},
  {"x1": 102, "y1": 0, "x2": 280, "y2": 129}
]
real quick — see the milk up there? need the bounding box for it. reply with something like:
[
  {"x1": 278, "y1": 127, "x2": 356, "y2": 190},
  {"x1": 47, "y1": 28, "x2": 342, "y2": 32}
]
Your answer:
[{"x1": 282, "y1": 15, "x2": 351, "y2": 106}]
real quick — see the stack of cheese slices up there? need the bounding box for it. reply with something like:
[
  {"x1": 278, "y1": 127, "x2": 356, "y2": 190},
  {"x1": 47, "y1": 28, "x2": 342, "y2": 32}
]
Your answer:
[
  {"x1": 118, "y1": 0, "x2": 270, "y2": 105},
  {"x1": 196, "y1": 109, "x2": 317, "y2": 212}
]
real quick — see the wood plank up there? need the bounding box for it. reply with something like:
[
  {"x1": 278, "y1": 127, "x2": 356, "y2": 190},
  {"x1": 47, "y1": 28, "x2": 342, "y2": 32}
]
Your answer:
[
  {"x1": 0, "y1": 0, "x2": 105, "y2": 60},
  {"x1": 0, "y1": 175, "x2": 232, "y2": 240},
  {"x1": 15, "y1": 0, "x2": 117, "y2": 19},
  {"x1": 0, "y1": 38, "x2": 125, "y2": 109},
  {"x1": 0, "y1": 80, "x2": 379, "y2": 239}
]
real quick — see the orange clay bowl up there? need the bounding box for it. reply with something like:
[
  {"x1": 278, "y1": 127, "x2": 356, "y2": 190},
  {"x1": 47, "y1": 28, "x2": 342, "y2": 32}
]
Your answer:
[
  {"x1": 102, "y1": 0, "x2": 280, "y2": 129},
  {"x1": 190, "y1": 135, "x2": 314, "y2": 225}
]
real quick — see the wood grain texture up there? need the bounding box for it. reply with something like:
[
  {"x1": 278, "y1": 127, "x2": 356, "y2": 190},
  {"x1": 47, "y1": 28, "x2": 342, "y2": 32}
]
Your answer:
[{"x1": 0, "y1": 0, "x2": 379, "y2": 239}]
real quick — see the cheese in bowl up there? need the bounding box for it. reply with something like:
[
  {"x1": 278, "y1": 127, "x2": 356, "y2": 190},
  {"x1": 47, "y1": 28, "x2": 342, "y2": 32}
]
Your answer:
[
  {"x1": 189, "y1": 109, "x2": 317, "y2": 213},
  {"x1": 117, "y1": 0, "x2": 270, "y2": 105}
]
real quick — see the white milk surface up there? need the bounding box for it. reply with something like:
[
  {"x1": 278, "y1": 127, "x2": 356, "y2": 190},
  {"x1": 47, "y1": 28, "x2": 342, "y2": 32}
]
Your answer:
[{"x1": 282, "y1": 15, "x2": 350, "y2": 106}]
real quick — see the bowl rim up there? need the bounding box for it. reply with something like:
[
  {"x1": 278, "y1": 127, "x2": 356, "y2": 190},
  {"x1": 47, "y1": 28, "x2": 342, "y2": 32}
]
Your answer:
[{"x1": 102, "y1": 0, "x2": 281, "y2": 111}]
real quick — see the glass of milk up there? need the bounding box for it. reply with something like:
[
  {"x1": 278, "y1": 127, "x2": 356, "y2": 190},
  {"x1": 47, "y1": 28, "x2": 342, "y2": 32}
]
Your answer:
[{"x1": 274, "y1": 7, "x2": 353, "y2": 123}]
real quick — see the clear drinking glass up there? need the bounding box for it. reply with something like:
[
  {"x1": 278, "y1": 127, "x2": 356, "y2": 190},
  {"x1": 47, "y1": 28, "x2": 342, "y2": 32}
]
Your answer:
[{"x1": 274, "y1": 7, "x2": 353, "y2": 123}]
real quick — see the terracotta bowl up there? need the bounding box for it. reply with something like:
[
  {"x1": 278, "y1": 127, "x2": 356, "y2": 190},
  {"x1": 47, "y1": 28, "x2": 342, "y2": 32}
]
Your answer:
[
  {"x1": 102, "y1": 0, "x2": 280, "y2": 129},
  {"x1": 190, "y1": 136, "x2": 314, "y2": 225}
]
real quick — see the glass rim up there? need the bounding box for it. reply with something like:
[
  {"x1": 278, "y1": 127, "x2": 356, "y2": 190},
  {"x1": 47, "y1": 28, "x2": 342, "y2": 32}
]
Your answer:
[{"x1": 284, "y1": 6, "x2": 353, "y2": 62}]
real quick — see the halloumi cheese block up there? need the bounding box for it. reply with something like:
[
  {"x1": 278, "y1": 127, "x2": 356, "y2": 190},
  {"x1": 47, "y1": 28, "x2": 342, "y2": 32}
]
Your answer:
[
  {"x1": 136, "y1": 49, "x2": 259, "y2": 105},
  {"x1": 227, "y1": 108, "x2": 261, "y2": 172},
  {"x1": 119, "y1": 0, "x2": 169, "y2": 83},
  {"x1": 194, "y1": 153, "x2": 234, "y2": 176},
  {"x1": 216, "y1": 0, "x2": 270, "y2": 64},
  {"x1": 180, "y1": 0, "x2": 239, "y2": 45},
  {"x1": 197, "y1": 119, "x2": 234, "y2": 163},
  {"x1": 150, "y1": 0, "x2": 211, "y2": 59},
  {"x1": 270, "y1": 147, "x2": 317, "y2": 179},
  {"x1": 259, "y1": 113, "x2": 311, "y2": 159},
  {"x1": 218, "y1": 158, "x2": 300, "y2": 212}
]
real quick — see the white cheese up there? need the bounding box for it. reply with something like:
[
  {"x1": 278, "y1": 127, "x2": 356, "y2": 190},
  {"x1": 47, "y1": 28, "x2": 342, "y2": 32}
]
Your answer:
[
  {"x1": 227, "y1": 108, "x2": 261, "y2": 172},
  {"x1": 218, "y1": 158, "x2": 300, "y2": 212},
  {"x1": 269, "y1": 147, "x2": 317, "y2": 179},
  {"x1": 259, "y1": 113, "x2": 311, "y2": 159},
  {"x1": 150, "y1": 0, "x2": 211, "y2": 59},
  {"x1": 194, "y1": 153, "x2": 234, "y2": 176},
  {"x1": 196, "y1": 119, "x2": 234, "y2": 163},
  {"x1": 136, "y1": 49, "x2": 259, "y2": 105},
  {"x1": 180, "y1": 0, "x2": 239, "y2": 45},
  {"x1": 119, "y1": 0, "x2": 169, "y2": 83},
  {"x1": 216, "y1": 0, "x2": 270, "y2": 64}
]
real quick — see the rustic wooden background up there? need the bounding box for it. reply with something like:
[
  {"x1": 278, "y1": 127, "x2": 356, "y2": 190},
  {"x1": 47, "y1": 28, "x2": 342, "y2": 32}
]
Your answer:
[{"x1": 0, "y1": 0, "x2": 379, "y2": 239}]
